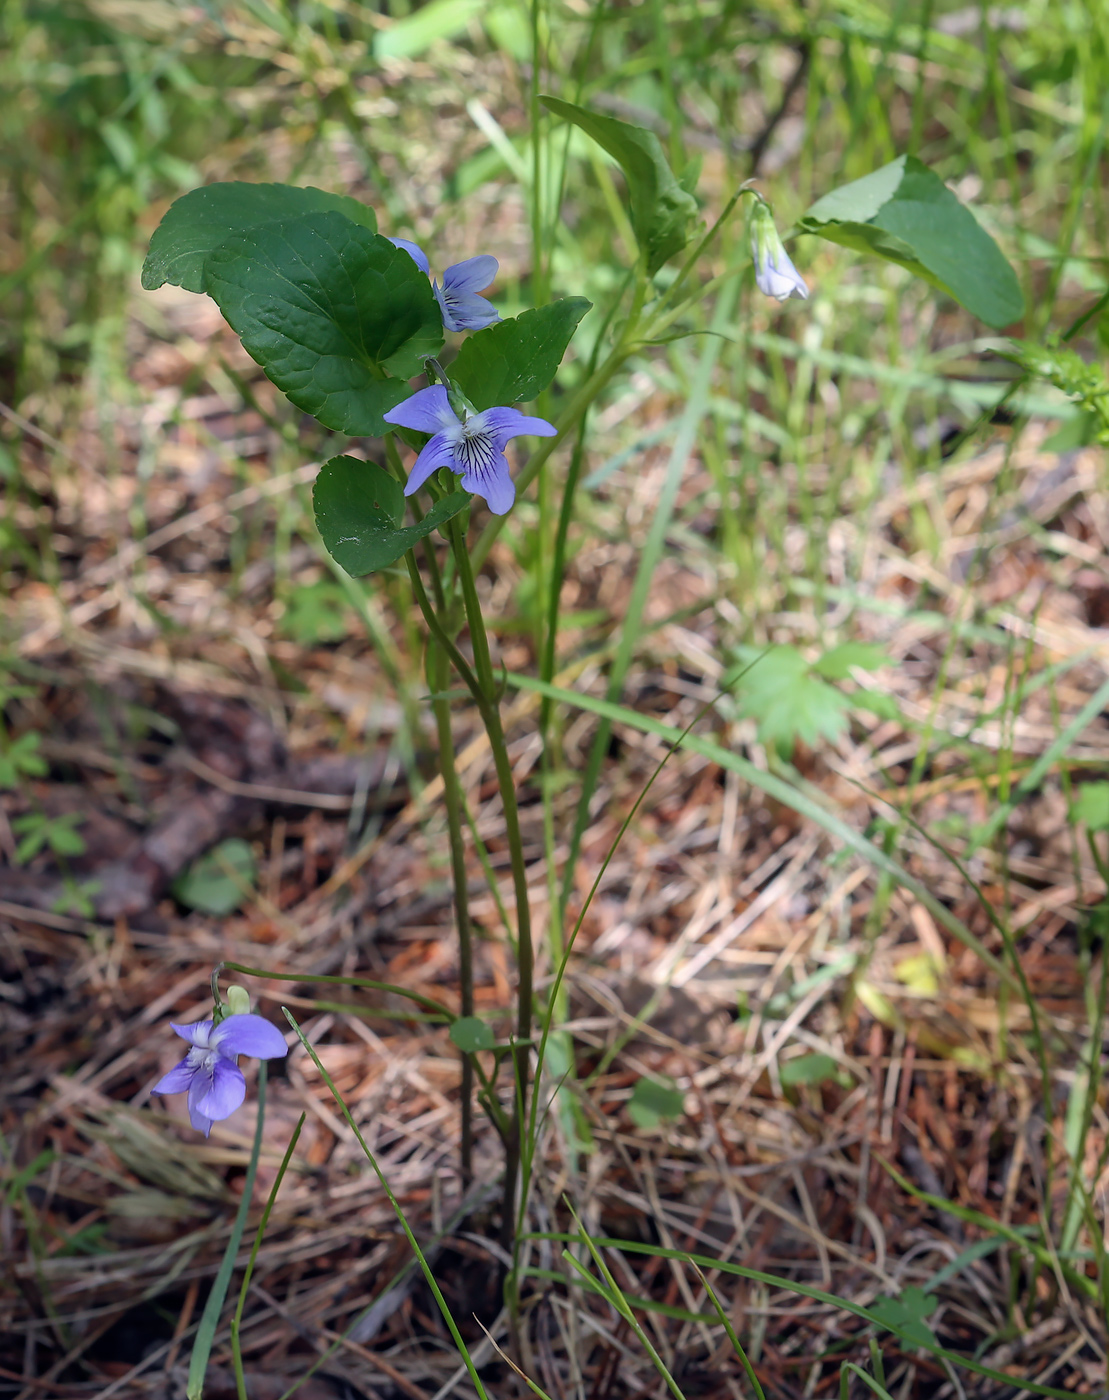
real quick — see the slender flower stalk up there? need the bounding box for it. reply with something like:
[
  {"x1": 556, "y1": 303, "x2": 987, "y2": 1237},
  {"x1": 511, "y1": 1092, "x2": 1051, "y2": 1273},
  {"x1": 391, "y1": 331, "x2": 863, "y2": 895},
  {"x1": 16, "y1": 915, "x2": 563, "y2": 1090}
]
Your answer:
[
  {"x1": 427, "y1": 638, "x2": 477, "y2": 1184},
  {"x1": 443, "y1": 516, "x2": 535, "y2": 1247}
]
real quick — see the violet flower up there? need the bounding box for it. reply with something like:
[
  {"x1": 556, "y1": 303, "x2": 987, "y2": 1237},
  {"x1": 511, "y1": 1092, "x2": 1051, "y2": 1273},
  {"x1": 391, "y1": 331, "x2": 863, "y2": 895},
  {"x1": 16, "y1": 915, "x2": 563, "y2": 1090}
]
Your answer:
[
  {"x1": 383, "y1": 385, "x2": 556, "y2": 516},
  {"x1": 152, "y1": 1013, "x2": 288, "y2": 1136},
  {"x1": 387, "y1": 237, "x2": 501, "y2": 332},
  {"x1": 749, "y1": 199, "x2": 808, "y2": 302}
]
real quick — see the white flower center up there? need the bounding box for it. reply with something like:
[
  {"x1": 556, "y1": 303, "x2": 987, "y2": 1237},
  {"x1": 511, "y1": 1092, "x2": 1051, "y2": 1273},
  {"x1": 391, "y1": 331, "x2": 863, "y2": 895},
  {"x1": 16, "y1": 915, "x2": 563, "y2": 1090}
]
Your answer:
[{"x1": 451, "y1": 422, "x2": 497, "y2": 478}]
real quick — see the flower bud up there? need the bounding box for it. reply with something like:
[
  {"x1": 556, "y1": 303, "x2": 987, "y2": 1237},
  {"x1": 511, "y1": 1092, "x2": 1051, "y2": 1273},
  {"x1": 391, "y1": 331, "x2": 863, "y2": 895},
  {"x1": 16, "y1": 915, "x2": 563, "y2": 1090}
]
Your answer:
[
  {"x1": 226, "y1": 984, "x2": 251, "y2": 1016},
  {"x1": 750, "y1": 200, "x2": 809, "y2": 302}
]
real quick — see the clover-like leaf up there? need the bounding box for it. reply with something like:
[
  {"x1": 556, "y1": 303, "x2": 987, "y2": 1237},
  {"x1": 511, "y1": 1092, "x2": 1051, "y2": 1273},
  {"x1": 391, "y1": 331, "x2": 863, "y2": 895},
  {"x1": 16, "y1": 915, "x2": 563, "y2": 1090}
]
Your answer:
[
  {"x1": 779, "y1": 1052, "x2": 846, "y2": 1088},
  {"x1": 450, "y1": 298, "x2": 592, "y2": 411},
  {"x1": 313, "y1": 455, "x2": 470, "y2": 576},
  {"x1": 142, "y1": 182, "x2": 377, "y2": 294},
  {"x1": 628, "y1": 1076, "x2": 685, "y2": 1129},
  {"x1": 203, "y1": 213, "x2": 444, "y2": 438},
  {"x1": 449, "y1": 1017, "x2": 497, "y2": 1053},
  {"x1": 870, "y1": 1288, "x2": 938, "y2": 1348},
  {"x1": 800, "y1": 155, "x2": 1023, "y2": 329},
  {"x1": 173, "y1": 838, "x2": 257, "y2": 917},
  {"x1": 541, "y1": 96, "x2": 698, "y2": 275}
]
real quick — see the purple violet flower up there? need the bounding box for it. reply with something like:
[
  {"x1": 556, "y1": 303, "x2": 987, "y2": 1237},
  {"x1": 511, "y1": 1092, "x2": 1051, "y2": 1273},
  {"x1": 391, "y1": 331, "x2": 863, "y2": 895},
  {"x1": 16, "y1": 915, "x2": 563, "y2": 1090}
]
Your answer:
[
  {"x1": 387, "y1": 237, "x2": 501, "y2": 332},
  {"x1": 383, "y1": 385, "x2": 556, "y2": 516},
  {"x1": 152, "y1": 1014, "x2": 288, "y2": 1137}
]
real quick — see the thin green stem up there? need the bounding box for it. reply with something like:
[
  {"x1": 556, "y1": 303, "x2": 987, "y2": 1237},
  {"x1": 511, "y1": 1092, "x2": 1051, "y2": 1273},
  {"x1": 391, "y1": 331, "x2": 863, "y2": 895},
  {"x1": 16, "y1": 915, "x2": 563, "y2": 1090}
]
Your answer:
[
  {"x1": 447, "y1": 517, "x2": 534, "y2": 1251},
  {"x1": 428, "y1": 637, "x2": 476, "y2": 1184},
  {"x1": 215, "y1": 961, "x2": 454, "y2": 1021}
]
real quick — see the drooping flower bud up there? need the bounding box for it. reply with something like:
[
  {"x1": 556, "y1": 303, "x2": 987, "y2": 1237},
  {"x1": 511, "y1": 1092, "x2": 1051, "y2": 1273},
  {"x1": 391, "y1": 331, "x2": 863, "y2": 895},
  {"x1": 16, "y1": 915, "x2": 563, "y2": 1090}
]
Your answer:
[
  {"x1": 226, "y1": 984, "x2": 251, "y2": 1016},
  {"x1": 749, "y1": 199, "x2": 809, "y2": 302}
]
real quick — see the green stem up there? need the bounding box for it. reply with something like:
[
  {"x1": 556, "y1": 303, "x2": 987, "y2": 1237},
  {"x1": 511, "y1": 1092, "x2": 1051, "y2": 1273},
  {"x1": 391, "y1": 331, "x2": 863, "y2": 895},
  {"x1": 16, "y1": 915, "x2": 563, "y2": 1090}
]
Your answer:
[
  {"x1": 446, "y1": 517, "x2": 534, "y2": 1251},
  {"x1": 428, "y1": 637, "x2": 476, "y2": 1184}
]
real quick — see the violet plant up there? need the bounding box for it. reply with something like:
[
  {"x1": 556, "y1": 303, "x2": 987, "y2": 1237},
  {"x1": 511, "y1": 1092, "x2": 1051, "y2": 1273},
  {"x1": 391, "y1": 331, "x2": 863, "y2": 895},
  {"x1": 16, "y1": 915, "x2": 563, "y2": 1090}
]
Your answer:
[{"x1": 141, "y1": 101, "x2": 1023, "y2": 1334}]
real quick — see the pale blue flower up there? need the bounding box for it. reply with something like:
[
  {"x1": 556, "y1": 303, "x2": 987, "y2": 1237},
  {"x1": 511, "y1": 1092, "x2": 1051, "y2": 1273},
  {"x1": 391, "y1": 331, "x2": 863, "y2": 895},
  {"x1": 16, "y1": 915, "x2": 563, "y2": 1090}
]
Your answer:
[
  {"x1": 387, "y1": 237, "x2": 501, "y2": 331},
  {"x1": 383, "y1": 385, "x2": 556, "y2": 516},
  {"x1": 152, "y1": 1013, "x2": 288, "y2": 1136},
  {"x1": 749, "y1": 200, "x2": 808, "y2": 302}
]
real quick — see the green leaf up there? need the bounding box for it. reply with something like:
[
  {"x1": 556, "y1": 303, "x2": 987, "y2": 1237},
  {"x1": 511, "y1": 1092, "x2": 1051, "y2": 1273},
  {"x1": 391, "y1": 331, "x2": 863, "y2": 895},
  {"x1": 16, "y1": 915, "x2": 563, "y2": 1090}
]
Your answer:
[
  {"x1": 1073, "y1": 782, "x2": 1109, "y2": 831},
  {"x1": 540, "y1": 96, "x2": 698, "y2": 275},
  {"x1": 0, "y1": 731, "x2": 47, "y2": 788},
  {"x1": 800, "y1": 155, "x2": 1024, "y2": 329},
  {"x1": 628, "y1": 1076, "x2": 685, "y2": 1128},
  {"x1": 733, "y1": 646, "x2": 850, "y2": 755},
  {"x1": 280, "y1": 579, "x2": 351, "y2": 644},
  {"x1": 203, "y1": 213, "x2": 443, "y2": 438},
  {"x1": 142, "y1": 182, "x2": 377, "y2": 294},
  {"x1": 851, "y1": 689, "x2": 902, "y2": 721},
  {"x1": 450, "y1": 1016, "x2": 496, "y2": 1053},
  {"x1": 869, "y1": 1287, "x2": 938, "y2": 1348},
  {"x1": 779, "y1": 1052, "x2": 843, "y2": 1087},
  {"x1": 173, "y1": 838, "x2": 257, "y2": 916},
  {"x1": 1042, "y1": 412, "x2": 1099, "y2": 453},
  {"x1": 450, "y1": 298, "x2": 592, "y2": 411},
  {"x1": 313, "y1": 455, "x2": 470, "y2": 576},
  {"x1": 374, "y1": 0, "x2": 485, "y2": 58},
  {"x1": 812, "y1": 642, "x2": 886, "y2": 679}
]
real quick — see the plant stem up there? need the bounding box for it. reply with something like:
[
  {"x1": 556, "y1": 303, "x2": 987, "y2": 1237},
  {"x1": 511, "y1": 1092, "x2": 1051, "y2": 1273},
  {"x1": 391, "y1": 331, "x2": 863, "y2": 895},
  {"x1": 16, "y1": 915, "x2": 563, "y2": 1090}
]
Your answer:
[
  {"x1": 427, "y1": 637, "x2": 476, "y2": 1184},
  {"x1": 446, "y1": 516, "x2": 534, "y2": 1250}
]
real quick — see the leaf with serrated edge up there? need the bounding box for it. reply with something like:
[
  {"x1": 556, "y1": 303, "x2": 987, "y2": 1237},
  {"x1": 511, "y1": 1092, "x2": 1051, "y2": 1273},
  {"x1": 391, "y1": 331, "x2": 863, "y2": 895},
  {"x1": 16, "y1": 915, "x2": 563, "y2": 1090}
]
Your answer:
[
  {"x1": 204, "y1": 213, "x2": 443, "y2": 438},
  {"x1": 541, "y1": 96, "x2": 697, "y2": 275},
  {"x1": 313, "y1": 456, "x2": 470, "y2": 576},
  {"x1": 142, "y1": 182, "x2": 377, "y2": 293},
  {"x1": 451, "y1": 298, "x2": 591, "y2": 411}
]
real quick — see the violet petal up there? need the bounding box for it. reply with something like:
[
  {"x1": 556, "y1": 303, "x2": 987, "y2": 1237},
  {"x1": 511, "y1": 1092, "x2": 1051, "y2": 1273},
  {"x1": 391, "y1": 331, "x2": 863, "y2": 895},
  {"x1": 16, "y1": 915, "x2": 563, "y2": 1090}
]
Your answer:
[
  {"x1": 387, "y1": 237, "x2": 430, "y2": 275},
  {"x1": 459, "y1": 452, "x2": 515, "y2": 515},
  {"x1": 152, "y1": 1060, "x2": 195, "y2": 1096},
  {"x1": 476, "y1": 407, "x2": 557, "y2": 450},
  {"x1": 383, "y1": 386, "x2": 456, "y2": 436},
  {"x1": 170, "y1": 1020, "x2": 212, "y2": 1048},
  {"x1": 193, "y1": 1058, "x2": 246, "y2": 1123},
  {"x1": 211, "y1": 1014, "x2": 288, "y2": 1060},
  {"x1": 442, "y1": 256, "x2": 498, "y2": 295},
  {"x1": 404, "y1": 432, "x2": 458, "y2": 497}
]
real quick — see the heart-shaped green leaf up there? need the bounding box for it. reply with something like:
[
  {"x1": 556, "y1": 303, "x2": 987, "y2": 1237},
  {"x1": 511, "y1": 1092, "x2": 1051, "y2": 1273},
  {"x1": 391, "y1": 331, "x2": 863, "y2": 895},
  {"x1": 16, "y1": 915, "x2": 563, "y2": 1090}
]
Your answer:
[
  {"x1": 313, "y1": 455, "x2": 470, "y2": 576},
  {"x1": 203, "y1": 213, "x2": 444, "y2": 438},
  {"x1": 141, "y1": 182, "x2": 377, "y2": 294},
  {"x1": 799, "y1": 155, "x2": 1023, "y2": 329},
  {"x1": 450, "y1": 298, "x2": 592, "y2": 410},
  {"x1": 541, "y1": 96, "x2": 698, "y2": 275}
]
